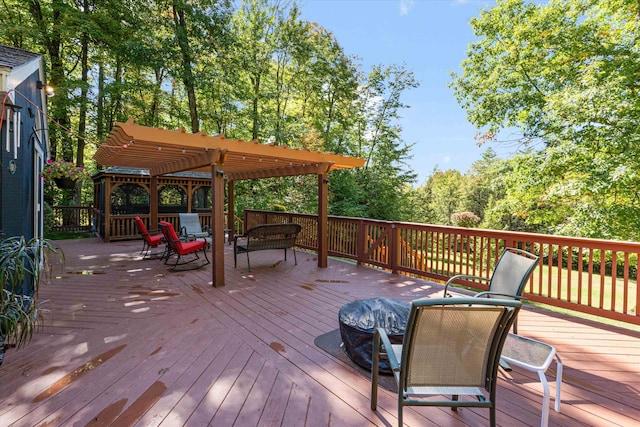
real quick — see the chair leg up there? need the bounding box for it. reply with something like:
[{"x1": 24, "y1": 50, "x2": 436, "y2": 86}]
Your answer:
[
  {"x1": 555, "y1": 354, "x2": 563, "y2": 413},
  {"x1": 490, "y1": 404, "x2": 496, "y2": 427},
  {"x1": 246, "y1": 252, "x2": 251, "y2": 272},
  {"x1": 451, "y1": 394, "x2": 459, "y2": 411},
  {"x1": 293, "y1": 247, "x2": 297, "y2": 265},
  {"x1": 164, "y1": 249, "x2": 174, "y2": 265},
  {"x1": 537, "y1": 369, "x2": 551, "y2": 427},
  {"x1": 202, "y1": 246, "x2": 210, "y2": 265},
  {"x1": 371, "y1": 332, "x2": 380, "y2": 410},
  {"x1": 168, "y1": 246, "x2": 210, "y2": 271}
]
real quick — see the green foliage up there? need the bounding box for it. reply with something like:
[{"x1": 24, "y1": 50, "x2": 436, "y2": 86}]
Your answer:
[
  {"x1": 449, "y1": 0, "x2": 640, "y2": 240},
  {"x1": 15, "y1": 0, "x2": 640, "y2": 241},
  {"x1": 43, "y1": 203, "x2": 56, "y2": 234},
  {"x1": 0, "y1": 236, "x2": 61, "y2": 354},
  {"x1": 0, "y1": 0, "x2": 420, "y2": 225},
  {"x1": 419, "y1": 169, "x2": 466, "y2": 225}
]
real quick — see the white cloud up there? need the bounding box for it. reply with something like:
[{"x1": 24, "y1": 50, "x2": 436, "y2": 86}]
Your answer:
[
  {"x1": 399, "y1": 0, "x2": 415, "y2": 16},
  {"x1": 443, "y1": 156, "x2": 451, "y2": 163}
]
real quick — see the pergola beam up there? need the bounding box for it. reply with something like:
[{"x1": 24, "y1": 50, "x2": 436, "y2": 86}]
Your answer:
[
  {"x1": 227, "y1": 162, "x2": 333, "y2": 181},
  {"x1": 149, "y1": 149, "x2": 224, "y2": 176}
]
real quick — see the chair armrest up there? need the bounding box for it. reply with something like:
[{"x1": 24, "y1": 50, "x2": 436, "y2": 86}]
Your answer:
[
  {"x1": 474, "y1": 291, "x2": 528, "y2": 301},
  {"x1": 443, "y1": 274, "x2": 490, "y2": 296},
  {"x1": 233, "y1": 234, "x2": 248, "y2": 250},
  {"x1": 165, "y1": 235, "x2": 182, "y2": 247},
  {"x1": 180, "y1": 226, "x2": 188, "y2": 237},
  {"x1": 373, "y1": 327, "x2": 401, "y2": 373}
]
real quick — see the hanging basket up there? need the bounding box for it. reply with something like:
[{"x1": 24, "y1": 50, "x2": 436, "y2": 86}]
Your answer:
[{"x1": 54, "y1": 177, "x2": 77, "y2": 189}]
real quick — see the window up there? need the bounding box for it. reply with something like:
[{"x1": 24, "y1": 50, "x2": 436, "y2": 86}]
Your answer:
[
  {"x1": 110, "y1": 184, "x2": 150, "y2": 215},
  {"x1": 193, "y1": 186, "x2": 211, "y2": 211},
  {"x1": 158, "y1": 185, "x2": 187, "y2": 213}
]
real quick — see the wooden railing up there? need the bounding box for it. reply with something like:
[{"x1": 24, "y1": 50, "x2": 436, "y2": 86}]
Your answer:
[
  {"x1": 245, "y1": 209, "x2": 640, "y2": 326},
  {"x1": 50, "y1": 205, "x2": 640, "y2": 325},
  {"x1": 91, "y1": 211, "x2": 244, "y2": 242},
  {"x1": 49, "y1": 206, "x2": 94, "y2": 234}
]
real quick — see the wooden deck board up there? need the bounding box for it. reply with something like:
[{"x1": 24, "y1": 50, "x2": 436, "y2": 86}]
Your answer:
[{"x1": 1, "y1": 237, "x2": 639, "y2": 426}]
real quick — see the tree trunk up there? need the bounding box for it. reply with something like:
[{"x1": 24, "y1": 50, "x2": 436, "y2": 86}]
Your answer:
[
  {"x1": 173, "y1": 1, "x2": 199, "y2": 133},
  {"x1": 74, "y1": 2, "x2": 89, "y2": 206},
  {"x1": 29, "y1": 0, "x2": 71, "y2": 161},
  {"x1": 96, "y1": 62, "x2": 105, "y2": 140}
]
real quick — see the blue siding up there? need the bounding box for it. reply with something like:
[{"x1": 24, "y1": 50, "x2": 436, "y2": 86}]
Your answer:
[{"x1": 1, "y1": 71, "x2": 43, "y2": 239}]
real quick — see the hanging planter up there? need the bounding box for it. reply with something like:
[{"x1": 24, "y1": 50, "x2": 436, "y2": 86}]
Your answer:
[
  {"x1": 53, "y1": 177, "x2": 77, "y2": 189},
  {"x1": 40, "y1": 159, "x2": 91, "y2": 189}
]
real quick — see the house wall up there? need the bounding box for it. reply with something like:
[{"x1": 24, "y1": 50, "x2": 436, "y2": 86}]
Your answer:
[{"x1": 0, "y1": 69, "x2": 45, "y2": 239}]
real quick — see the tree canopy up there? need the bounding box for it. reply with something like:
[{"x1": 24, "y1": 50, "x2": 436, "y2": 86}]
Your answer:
[
  {"x1": 4, "y1": 0, "x2": 640, "y2": 241},
  {"x1": 450, "y1": 0, "x2": 640, "y2": 240},
  {"x1": 1, "y1": 0, "x2": 417, "y2": 219}
]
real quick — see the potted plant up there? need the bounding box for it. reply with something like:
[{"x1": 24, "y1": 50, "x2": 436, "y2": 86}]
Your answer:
[
  {"x1": 0, "y1": 235, "x2": 61, "y2": 366},
  {"x1": 40, "y1": 159, "x2": 91, "y2": 189}
]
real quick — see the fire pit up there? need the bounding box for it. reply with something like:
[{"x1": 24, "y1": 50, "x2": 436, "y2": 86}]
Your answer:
[{"x1": 338, "y1": 297, "x2": 410, "y2": 374}]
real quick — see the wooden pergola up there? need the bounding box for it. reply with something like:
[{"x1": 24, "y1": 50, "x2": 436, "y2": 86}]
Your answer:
[{"x1": 93, "y1": 119, "x2": 365, "y2": 287}]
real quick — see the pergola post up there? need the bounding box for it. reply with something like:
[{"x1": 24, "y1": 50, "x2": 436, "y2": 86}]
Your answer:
[
  {"x1": 211, "y1": 165, "x2": 225, "y2": 287},
  {"x1": 149, "y1": 175, "x2": 158, "y2": 229},
  {"x1": 317, "y1": 172, "x2": 329, "y2": 268},
  {"x1": 227, "y1": 180, "x2": 235, "y2": 243},
  {"x1": 104, "y1": 177, "x2": 112, "y2": 242}
]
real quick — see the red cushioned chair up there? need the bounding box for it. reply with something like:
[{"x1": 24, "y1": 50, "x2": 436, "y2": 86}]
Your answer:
[
  {"x1": 159, "y1": 221, "x2": 210, "y2": 271},
  {"x1": 134, "y1": 216, "x2": 166, "y2": 259}
]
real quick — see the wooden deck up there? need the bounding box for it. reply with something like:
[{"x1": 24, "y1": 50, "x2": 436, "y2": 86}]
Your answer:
[{"x1": 1, "y1": 238, "x2": 639, "y2": 426}]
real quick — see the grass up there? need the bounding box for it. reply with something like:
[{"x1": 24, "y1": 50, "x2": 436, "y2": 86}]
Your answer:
[{"x1": 44, "y1": 230, "x2": 94, "y2": 240}]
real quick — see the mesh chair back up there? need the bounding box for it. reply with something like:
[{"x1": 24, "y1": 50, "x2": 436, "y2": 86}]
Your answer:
[
  {"x1": 179, "y1": 213, "x2": 207, "y2": 237},
  {"x1": 489, "y1": 249, "x2": 539, "y2": 298},
  {"x1": 402, "y1": 299, "x2": 519, "y2": 391}
]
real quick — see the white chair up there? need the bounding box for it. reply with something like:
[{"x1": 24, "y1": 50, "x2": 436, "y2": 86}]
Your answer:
[{"x1": 178, "y1": 213, "x2": 211, "y2": 241}]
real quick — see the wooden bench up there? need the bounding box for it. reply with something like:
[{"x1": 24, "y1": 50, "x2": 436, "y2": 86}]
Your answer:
[{"x1": 233, "y1": 223, "x2": 302, "y2": 271}]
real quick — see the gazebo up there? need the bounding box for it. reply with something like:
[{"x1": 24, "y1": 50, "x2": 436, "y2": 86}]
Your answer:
[{"x1": 93, "y1": 119, "x2": 365, "y2": 287}]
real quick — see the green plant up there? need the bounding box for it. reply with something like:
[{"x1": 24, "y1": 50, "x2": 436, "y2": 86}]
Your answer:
[
  {"x1": 0, "y1": 235, "x2": 61, "y2": 366},
  {"x1": 40, "y1": 159, "x2": 91, "y2": 184}
]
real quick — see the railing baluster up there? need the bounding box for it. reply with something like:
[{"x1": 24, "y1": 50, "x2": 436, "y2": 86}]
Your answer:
[
  {"x1": 599, "y1": 250, "x2": 606, "y2": 309},
  {"x1": 611, "y1": 251, "x2": 618, "y2": 312}
]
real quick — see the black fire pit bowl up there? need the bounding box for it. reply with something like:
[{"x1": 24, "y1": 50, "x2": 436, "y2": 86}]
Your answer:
[{"x1": 338, "y1": 297, "x2": 410, "y2": 374}]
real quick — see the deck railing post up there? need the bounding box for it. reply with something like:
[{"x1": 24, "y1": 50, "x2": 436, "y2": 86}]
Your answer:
[
  {"x1": 390, "y1": 223, "x2": 400, "y2": 274},
  {"x1": 356, "y1": 219, "x2": 366, "y2": 265}
]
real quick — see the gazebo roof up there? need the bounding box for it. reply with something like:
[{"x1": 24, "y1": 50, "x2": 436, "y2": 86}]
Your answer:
[{"x1": 94, "y1": 119, "x2": 365, "y2": 180}]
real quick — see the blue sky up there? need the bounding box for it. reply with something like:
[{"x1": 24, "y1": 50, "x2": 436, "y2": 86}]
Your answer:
[{"x1": 299, "y1": 0, "x2": 514, "y2": 185}]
